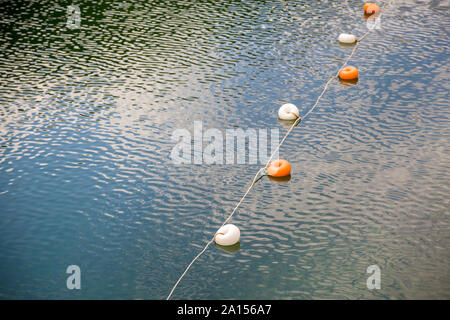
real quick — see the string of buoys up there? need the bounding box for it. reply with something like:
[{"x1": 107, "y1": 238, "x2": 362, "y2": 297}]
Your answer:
[
  {"x1": 339, "y1": 2, "x2": 380, "y2": 45},
  {"x1": 167, "y1": 1, "x2": 392, "y2": 300}
]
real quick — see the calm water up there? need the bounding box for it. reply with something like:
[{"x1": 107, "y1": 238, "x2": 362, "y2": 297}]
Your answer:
[{"x1": 0, "y1": 0, "x2": 449, "y2": 299}]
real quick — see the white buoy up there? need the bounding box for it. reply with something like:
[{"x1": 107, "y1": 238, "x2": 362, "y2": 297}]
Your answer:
[
  {"x1": 214, "y1": 224, "x2": 240, "y2": 246},
  {"x1": 338, "y1": 33, "x2": 357, "y2": 44},
  {"x1": 278, "y1": 103, "x2": 299, "y2": 121}
]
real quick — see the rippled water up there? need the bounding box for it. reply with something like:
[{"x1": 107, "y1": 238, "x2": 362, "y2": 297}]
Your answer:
[{"x1": 0, "y1": 0, "x2": 449, "y2": 299}]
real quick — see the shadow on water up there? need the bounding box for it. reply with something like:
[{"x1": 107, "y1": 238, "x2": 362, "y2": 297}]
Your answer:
[
  {"x1": 214, "y1": 242, "x2": 241, "y2": 254},
  {"x1": 338, "y1": 78, "x2": 359, "y2": 87}
]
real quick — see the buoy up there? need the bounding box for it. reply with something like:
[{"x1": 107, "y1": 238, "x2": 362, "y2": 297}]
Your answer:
[
  {"x1": 267, "y1": 159, "x2": 291, "y2": 177},
  {"x1": 338, "y1": 33, "x2": 357, "y2": 44},
  {"x1": 339, "y1": 66, "x2": 359, "y2": 80},
  {"x1": 278, "y1": 103, "x2": 300, "y2": 121},
  {"x1": 364, "y1": 3, "x2": 379, "y2": 14},
  {"x1": 365, "y1": 4, "x2": 379, "y2": 14},
  {"x1": 214, "y1": 224, "x2": 240, "y2": 246},
  {"x1": 363, "y1": 3, "x2": 374, "y2": 11}
]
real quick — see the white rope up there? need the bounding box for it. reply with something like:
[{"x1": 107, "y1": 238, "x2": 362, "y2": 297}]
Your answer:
[
  {"x1": 166, "y1": 0, "x2": 394, "y2": 300},
  {"x1": 166, "y1": 167, "x2": 263, "y2": 300}
]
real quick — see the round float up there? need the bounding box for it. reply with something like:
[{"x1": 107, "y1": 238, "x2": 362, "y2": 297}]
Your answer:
[
  {"x1": 339, "y1": 66, "x2": 359, "y2": 80},
  {"x1": 267, "y1": 159, "x2": 291, "y2": 177},
  {"x1": 278, "y1": 103, "x2": 300, "y2": 121},
  {"x1": 364, "y1": 3, "x2": 380, "y2": 14},
  {"x1": 338, "y1": 33, "x2": 357, "y2": 44},
  {"x1": 214, "y1": 224, "x2": 240, "y2": 246}
]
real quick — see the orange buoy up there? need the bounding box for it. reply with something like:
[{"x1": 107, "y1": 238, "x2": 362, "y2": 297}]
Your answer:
[
  {"x1": 364, "y1": 3, "x2": 379, "y2": 14},
  {"x1": 267, "y1": 159, "x2": 291, "y2": 177},
  {"x1": 339, "y1": 66, "x2": 359, "y2": 80},
  {"x1": 363, "y1": 3, "x2": 374, "y2": 11}
]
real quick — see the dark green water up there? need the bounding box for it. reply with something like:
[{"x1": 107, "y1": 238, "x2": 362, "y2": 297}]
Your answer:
[{"x1": 0, "y1": 0, "x2": 449, "y2": 299}]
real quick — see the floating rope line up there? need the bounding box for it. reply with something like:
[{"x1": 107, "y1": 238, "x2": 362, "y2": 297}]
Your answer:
[{"x1": 166, "y1": 0, "x2": 395, "y2": 300}]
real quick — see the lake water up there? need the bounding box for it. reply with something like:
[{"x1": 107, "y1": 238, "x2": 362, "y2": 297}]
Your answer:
[{"x1": 0, "y1": 0, "x2": 449, "y2": 299}]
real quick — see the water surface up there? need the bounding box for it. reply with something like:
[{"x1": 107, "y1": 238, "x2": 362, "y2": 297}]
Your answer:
[{"x1": 0, "y1": 0, "x2": 449, "y2": 299}]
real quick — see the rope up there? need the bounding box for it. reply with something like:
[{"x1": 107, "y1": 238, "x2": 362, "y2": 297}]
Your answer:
[
  {"x1": 166, "y1": 0, "x2": 395, "y2": 300},
  {"x1": 166, "y1": 167, "x2": 263, "y2": 300}
]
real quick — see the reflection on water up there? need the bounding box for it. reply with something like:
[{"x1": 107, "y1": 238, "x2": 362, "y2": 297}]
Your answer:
[
  {"x1": 0, "y1": 0, "x2": 449, "y2": 299},
  {"x1": 268, "y1": 174, "x2": 292, "y2": 183},
  {"x1": 215, "y1": 242, "x2": 241, "y2": 254},
  {"x1": 338, "y1": 78, "x2": 359, "y2": 87}
]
